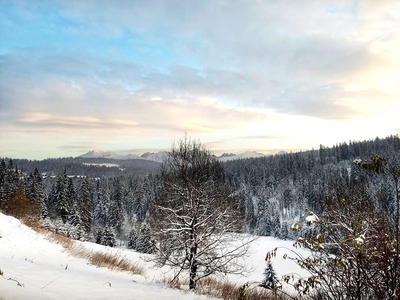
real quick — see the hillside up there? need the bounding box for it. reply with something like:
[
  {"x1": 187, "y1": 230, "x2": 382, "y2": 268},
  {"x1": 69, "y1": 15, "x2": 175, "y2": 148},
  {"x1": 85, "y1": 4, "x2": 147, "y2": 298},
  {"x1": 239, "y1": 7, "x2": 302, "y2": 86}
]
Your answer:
[
  {"x1": 0, "y1": 213, "x2": 207, "y2": 300},
  {"x1": 0, "y1": 213, "x2": 307, "y2": 299}
]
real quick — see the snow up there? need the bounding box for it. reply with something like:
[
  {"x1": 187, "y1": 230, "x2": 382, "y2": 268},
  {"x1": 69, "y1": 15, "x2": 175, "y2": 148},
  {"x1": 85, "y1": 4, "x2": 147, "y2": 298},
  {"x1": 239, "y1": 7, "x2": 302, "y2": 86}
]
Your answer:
[
  {"x1": 0, "y1": 213, "x2": 207, "y2": 300},
  {"x1": 83, "y1": 163, "x2": 120, "y2": 168},
  {"x1": 79, "y1": 150, "x2": 127, "y2": 160},
  {"x1": 0, "y1": 213, "x2": 310, "y2": 299},
  {"x1": 355, "y1": 235, "x2": 365, "y2": 245},
  {"x1": 305, "y1": 213, "x2": 319, "y2": 226},
  {"x1": 225, "y1": 237, "x2": 311, "y2": 290},
  {"x1": 140, "y1": 152, "x2": 169, "y2": 163},
  {"x1": 218, "y1": 151, "x2": 265, "y2": 162},
  {"x1": 78, "y1": 149, "x2": 162, "y2": 162}
]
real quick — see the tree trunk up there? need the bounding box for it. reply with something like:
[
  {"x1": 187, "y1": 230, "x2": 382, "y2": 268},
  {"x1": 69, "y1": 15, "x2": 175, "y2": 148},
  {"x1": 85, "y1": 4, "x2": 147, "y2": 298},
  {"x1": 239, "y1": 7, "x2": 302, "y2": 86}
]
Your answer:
[
  {"x1": 189, "y1": 260, "x2": 197, "y2": 289},
  {"x1": 189, "y1": 220, "x2": 198, "y2": 289}
]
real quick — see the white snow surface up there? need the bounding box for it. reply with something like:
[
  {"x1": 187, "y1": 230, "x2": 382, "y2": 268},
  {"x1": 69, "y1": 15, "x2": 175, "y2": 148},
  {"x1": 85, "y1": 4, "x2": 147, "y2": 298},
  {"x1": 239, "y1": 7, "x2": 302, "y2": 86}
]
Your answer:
[
  {"x1": 0, "y1": 213, "x2": 207, "y2": 300},
  {"x1": 83, "y1": 162, "x2": 125, "y2": 171},
  {"x1": 83, "y1": 163, "x2": 120, "y2": 168},
  {"x1": 0, "y1": 213, "x2": 309, "y2": 299},
  {"x1": 218, "y1": 151, "x2": 265, "y2": 162}
]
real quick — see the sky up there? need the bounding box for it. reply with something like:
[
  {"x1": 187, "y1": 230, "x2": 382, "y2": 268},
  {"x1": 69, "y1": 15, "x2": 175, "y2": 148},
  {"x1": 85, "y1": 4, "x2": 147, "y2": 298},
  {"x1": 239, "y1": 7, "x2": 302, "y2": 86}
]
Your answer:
[{"x1": 1, "y1": 0, "x2": 400, "y2": 159}]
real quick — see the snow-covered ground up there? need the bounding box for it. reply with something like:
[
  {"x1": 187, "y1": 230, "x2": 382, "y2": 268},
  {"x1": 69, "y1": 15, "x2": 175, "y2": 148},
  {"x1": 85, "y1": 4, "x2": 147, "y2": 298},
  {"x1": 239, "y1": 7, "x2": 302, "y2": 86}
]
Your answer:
[{"x1": 0, "y1": 213, "x2": 309, "y2": 299}]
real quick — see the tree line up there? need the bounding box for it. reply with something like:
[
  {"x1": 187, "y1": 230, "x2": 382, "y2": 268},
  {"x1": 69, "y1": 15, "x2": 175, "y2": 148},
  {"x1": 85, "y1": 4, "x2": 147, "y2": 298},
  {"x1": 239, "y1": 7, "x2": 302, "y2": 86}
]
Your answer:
[{"x1": 1, "y1": 134, "x2": 400, "y2": 295}]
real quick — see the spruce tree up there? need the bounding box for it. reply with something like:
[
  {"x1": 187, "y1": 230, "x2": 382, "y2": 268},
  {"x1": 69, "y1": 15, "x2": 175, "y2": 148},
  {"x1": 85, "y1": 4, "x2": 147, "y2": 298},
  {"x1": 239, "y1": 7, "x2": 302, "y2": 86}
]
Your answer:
[
  {"x1": 260, "y1": 261, "x2": 279, "y2": 290},
  {"x1": 95, "y1": 229, "x2": 103, "y2": 245},
  {"x1": 127, "y1": 229, "x2": 137, "y2": 250},
  {"x1": 55, "y1": 169, "x2": 70, "y2": 223},
  {"x1": 102, "y1": 225, "x2": 116, "y2": 247},
  {"x1": 79, "y1": 178, "x2": 92, "y2": 234},
  {"x1": 136, "y1": 222, "x2": 154, "y2": 254}
]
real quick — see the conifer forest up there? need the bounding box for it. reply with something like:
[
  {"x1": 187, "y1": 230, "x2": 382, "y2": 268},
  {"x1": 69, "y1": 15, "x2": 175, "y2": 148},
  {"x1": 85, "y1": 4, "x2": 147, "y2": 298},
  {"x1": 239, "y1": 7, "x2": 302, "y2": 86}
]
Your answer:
[{"x1": 1, "y1": 134, "x2": 400, "y2": 298}]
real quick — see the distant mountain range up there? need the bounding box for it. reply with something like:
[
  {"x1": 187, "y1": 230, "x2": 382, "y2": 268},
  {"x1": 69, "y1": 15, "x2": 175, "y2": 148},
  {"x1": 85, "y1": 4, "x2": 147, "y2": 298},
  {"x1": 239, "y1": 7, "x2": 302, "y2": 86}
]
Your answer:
[
  {"x1": 217, "y1": 151, "x2": 266, "y2": 161},
  {"x1": 78, "y1": 149, "x2": 168, "y2": 163},
  {"x1": 78, "y1": 149, "x2": 268, "y2": 162}
]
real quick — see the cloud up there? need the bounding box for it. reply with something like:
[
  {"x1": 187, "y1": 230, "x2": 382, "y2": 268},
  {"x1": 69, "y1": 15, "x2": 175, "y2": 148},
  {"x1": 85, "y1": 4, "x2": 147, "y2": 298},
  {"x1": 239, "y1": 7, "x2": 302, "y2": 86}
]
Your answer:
[
  {"x1": 239, "y1": 135, "x2": 284, "y2": 140},
  {"x1": 2, "y1": 0, "x2": 400, "y2": 159},
  {"x1": 1, "y1": 54, "x2": 268, "y2": 137},
  {"x1": 4, "y1": 0, "x2": 400, "y2": 120}
]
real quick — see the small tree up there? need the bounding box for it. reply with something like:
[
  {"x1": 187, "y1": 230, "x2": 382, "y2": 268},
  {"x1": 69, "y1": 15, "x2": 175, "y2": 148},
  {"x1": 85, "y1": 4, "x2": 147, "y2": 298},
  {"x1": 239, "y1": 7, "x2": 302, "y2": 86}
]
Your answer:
[
  {"x1": 79, "y1": 177, "x2": 92, "y2": 235},
  {"x1": 260, "y1": 261, "x2": 280, "y2": 290},
  {"x1": 95, "y1": 229, "x2": 103, "y2": 245},
  {"x1": 127, "y1": 229, "x2": 137, "y2": 250},
  {"x1": 136, "y1": 222, "x2": 154, "y2": 254},
  {"x1": 102, "y1": 225, "x2": 116, "y2": 247},
  {"x1": 150, "y1": 136, "x2": 253, "y2": 289}
]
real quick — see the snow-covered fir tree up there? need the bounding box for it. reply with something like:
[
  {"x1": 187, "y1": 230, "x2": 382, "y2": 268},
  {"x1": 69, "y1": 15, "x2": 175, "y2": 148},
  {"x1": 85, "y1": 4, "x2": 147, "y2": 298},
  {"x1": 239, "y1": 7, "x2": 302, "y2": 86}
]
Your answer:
[
  {"x1": 127, "y1": 229, "x2": 137, "y2": 250},
  {"x1": 102, "y1": 225, "x2": 116, "y2": 247},
  {"x1": 260, "y1": 261, "x2": 279, "y2": 290},
  {"x1": 136, "y1": 222, "x2": 154, "y2": 254}
]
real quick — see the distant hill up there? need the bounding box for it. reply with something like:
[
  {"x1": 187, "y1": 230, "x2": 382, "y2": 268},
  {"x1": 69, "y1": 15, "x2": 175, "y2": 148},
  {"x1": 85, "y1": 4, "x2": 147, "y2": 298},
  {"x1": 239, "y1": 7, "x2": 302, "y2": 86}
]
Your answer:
[
  {"x1": 79, "y1": 149, "x2": 267, "y2": 163},
  {"x1": 79, "y1": 149, "x2": 140, "y2": 160},
  {"x1": 140, "y1": 151, "x2": 169, "y2": 163},
  {"x1": 79, "y1": 149, "x2": 166, "y2": 162},
  {"x1": 10, "y1": 156, "x2": 161, "y2": 178},
  {"x1": 218, "y1": 151, "x2": 266, "y2": 162}
]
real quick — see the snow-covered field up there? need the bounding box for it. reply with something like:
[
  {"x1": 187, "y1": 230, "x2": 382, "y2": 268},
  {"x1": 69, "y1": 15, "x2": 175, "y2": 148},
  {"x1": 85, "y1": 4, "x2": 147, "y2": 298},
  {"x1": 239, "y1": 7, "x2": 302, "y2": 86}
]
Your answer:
[
  {"x1": 0, "y1": 213, "x2": 309, "y2": 299},
  {"x1": 83, "y1": 162, "x2": 125, "y2": 171}
]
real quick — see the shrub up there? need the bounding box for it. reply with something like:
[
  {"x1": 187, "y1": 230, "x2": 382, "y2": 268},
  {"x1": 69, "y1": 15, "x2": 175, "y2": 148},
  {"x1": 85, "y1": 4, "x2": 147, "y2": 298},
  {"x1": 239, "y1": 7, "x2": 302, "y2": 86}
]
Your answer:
[{"x1": 0, "y1": 189, "x2": 39, "y2": 226}]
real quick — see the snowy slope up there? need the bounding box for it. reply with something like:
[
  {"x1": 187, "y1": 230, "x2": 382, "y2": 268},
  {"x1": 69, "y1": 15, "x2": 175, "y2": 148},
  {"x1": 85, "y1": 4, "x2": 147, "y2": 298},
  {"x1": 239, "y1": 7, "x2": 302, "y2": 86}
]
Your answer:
[
  {"x1": 0, "y1": 213, "x2": 309, "y2": 299},
  {"x1": 0, "y1": 213, "x2": 207, "y2": 300},
  {"x1": 79, "y1": 149, "x2": 128, "y2": 160},
  {"x1": 140, "y1": 151, "x2": 169, "y2": 163},
  {"x1": 218, "y1": 151, "x2": 265, "y2": 162}
]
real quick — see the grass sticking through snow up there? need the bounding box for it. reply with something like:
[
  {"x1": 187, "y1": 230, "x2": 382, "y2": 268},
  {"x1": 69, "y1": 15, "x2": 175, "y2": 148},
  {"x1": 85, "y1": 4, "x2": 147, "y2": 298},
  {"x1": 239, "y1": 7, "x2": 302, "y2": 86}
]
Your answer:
[
  {"x1": 40, "y1": 228, "x2": 145, "y2": 276},
  {"x1": 159, "y1": 275, "x2": 295, "y2": 300}
]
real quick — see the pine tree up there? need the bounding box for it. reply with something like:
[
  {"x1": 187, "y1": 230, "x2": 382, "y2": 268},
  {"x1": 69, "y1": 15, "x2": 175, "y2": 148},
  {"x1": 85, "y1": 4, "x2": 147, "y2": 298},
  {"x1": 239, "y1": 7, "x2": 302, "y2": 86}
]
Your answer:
[
  {"x1": 55, "y1": 169, "x2": 70, "y2": 223},
  {"x1": 95, "y1": 229, "x2": 103, "y2": 245},
  {"x1": 93, "y1": 180, "x2": 108, "y2": 227},
  {"x1": 40, "y1": 200, "x2": 49, "y2": 220},
  {"x1": 270, "y1": 201, "x2": 281, "y2": 237},
  {"x1": 31, "y1": 167, "x2": 44, "y2": 203},
  {"x1": 102, "y1": 225, "x2": 116, "y2": 247},
  {"x1": 79, "y1": 178, "x2": 92, "y2": 234},
  {"x1": 127, "y1": 229, "x2": 137, "y2": 250},
  {"x1": 260, "y1": 261, "x2": 279, "y2": 290},
  {"x1": 67, "y1": 178, "x2": 81, "y2": 227},
  {"x1": 0, "y1": 159, "x2": 7, "y2": 203},
  {"x1": 109, "y1": 178, "x2": 124, "y2": 232},
  {"x1": 136, "y1": 222, "x2": 154, "y2": 254}
]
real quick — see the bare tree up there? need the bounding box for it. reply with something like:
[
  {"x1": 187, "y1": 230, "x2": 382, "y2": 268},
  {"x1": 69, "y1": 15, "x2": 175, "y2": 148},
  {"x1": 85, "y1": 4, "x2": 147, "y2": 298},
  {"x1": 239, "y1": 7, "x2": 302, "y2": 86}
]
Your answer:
[{"x1": 150, "y1": 136, "x2": 253, "y2": 289}]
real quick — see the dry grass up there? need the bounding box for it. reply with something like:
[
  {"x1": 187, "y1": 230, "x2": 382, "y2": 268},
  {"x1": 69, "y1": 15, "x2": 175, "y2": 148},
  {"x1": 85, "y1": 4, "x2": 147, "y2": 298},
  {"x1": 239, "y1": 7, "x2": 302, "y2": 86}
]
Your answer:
[
  {"x1": 53, "y1": 234, "x2": 144, "y2": 275},
  {"x1": 159, "y1": 276, "x2": 295, "y2": 300},
  {"x1": 88, "y1": 251, "x2": 144, "y2": 275},
  {"x1": 34, "y1": 225, "x2": 145, "y2": 276},
  {"x1": 1, "y1": 197, "x2": 145, "y2": 277},
  {"x1": 45, "y1": 230, "x2": 74, "y2": 248}
]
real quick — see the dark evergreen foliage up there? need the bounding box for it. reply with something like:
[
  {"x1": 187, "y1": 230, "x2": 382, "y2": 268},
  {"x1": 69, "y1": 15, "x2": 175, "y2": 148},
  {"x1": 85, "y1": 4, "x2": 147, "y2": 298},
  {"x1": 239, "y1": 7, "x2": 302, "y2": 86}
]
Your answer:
[
  {"x1": 1, "y1": 134, "x2": 400, "y2": 268},
  {"x1": 127, "y1": 229, "x2": 137, "y2": 250},
  {"x1": 260, "y1": 261, "x2": 279, "y2": 290},
  {"x1": 136, "y1": 222, "x2": 154, "y2": 254},
  {"x1": 102, "y1": 225, "x2": 116, "y2": 247}
]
